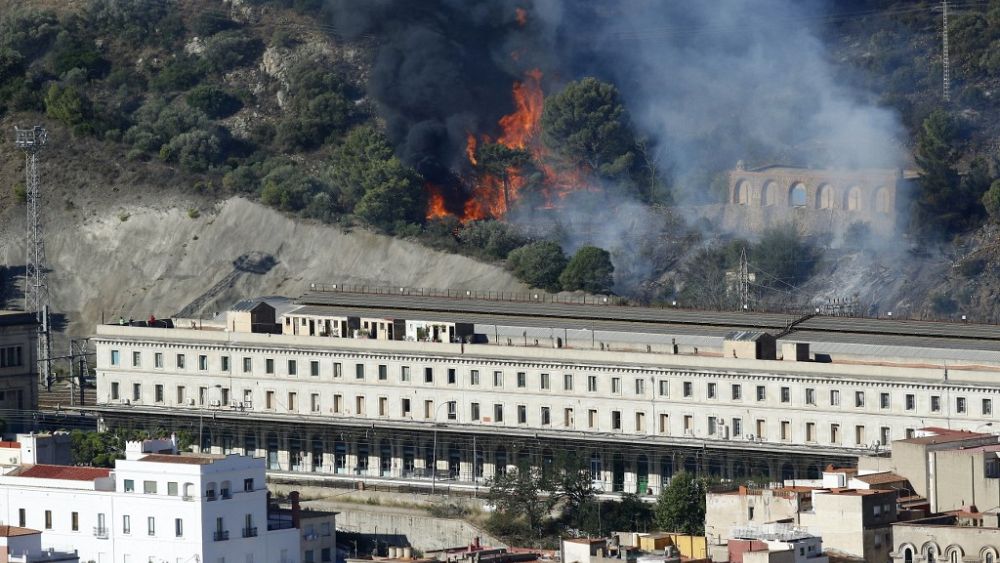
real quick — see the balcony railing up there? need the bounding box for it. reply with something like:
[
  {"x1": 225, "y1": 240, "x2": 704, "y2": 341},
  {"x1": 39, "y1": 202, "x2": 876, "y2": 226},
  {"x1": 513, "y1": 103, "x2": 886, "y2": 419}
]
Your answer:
[
  {"x1": 242, "y1": 526, "x2": 258, "y2": 538},
  {"x1": 221, "y1": 489, "x2": 232, "y2": 499},
  {"x1": 93, "y1": 526, "x2": 109, "y2": 539},
  {"x1": 213, "y1": 530, "x2": 229, "y2": 541},
  {"x1": 206, "y1": 491, "x2": 217, "y2": 501}
]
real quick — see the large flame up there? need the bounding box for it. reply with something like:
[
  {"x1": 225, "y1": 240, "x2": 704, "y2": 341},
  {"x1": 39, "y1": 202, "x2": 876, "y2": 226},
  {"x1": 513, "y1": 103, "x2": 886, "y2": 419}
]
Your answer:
[{"x1": 425, "y1": 183, "x2": 450, "y2": 220}]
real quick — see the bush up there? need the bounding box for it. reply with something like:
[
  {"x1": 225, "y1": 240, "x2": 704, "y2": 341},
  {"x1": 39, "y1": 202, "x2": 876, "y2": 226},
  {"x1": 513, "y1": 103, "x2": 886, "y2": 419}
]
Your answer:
[
  {"x1": 559, "y1": 246, "x2": 615, "y2": 293},
  {"x1": 160, "y1": 129, "x2": 225, "y2": 172},
  {"x1": 751, "y1": 224, "x2": 820, "y2": 289},
  {"x1": 323, "y1": 125, "x2": 395, "y2": 209},
  {"x1": 982, "y1": 180, "x2": 1000, "y2": 221},
  {"x1": 44, "y1": 83, "x2": 94, "y2": 134},
  {"x1": 192, "y1": 12, "x2": 237, "y2": 37},
  {"x1": 203, "y1": 30, "x2": 263, "y2": 73},
  {"x1": 186, "y1": 84, "x2": 242, "y2": 118},
  {"x1": 0, "y1": 10, "x2": 61, "y2": 60},
  {"x1": 150, "y1": 55, "x2": 206, "y2": 92},
  {"x1": 259, "y1": 165, "x2": 326, "y2": 212},
  {"x1": 458, "y1": 220, "x2": 529, "y2": 259},
  {"x1": 0, "y1": 47, "x2": 25, "y2": 85},
  {"x1": 930, "y1": 292, "x2": 958, "y2": 316},
  {"x1": 507, "y1": 241, "x2": 567, "y2": 291},
  {"x1": 49, "y1": 32, "x2": 109, "y2": 79},
  {"x1": 12, "y1": 183, "x2": 26, "y2": 203},
  {"x1": 353, "y1": 158, "x2": 425, "y2": 230}
]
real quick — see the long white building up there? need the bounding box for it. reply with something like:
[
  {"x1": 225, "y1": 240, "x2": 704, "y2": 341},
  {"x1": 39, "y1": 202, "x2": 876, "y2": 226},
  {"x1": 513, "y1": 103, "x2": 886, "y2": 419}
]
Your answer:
[
  {"x1": 0, "y1": 438, "x2": 299, "y2": 563},
  {"x1": 90, "y1": 289, "x2": 1000, "y2": 495}
]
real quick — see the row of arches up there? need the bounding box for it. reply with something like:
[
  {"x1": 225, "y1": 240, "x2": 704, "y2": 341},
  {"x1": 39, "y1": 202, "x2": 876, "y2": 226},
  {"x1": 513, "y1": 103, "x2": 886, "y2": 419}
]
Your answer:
[
  {"x1": 900, "y1": 543, "x2": 998, "y2": 563},
  {"x1": 733, "y1": 180, "x2": 892, "y2": 214}
]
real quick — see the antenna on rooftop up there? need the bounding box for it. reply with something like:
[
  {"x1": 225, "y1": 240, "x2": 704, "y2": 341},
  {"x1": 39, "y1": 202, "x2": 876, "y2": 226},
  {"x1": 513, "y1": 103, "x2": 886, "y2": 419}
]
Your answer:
[
  {"x1": 14, "y1": 125, "x2": 52, "y2": 389},
  {"x1": 738, "y1": 247, "x2": 752, "y2": 312}
]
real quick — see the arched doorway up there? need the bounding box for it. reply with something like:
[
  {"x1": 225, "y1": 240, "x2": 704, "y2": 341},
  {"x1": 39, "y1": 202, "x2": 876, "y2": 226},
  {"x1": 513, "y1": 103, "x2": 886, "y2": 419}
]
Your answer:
[{"x1": 789, "y1": 183, "x2": 807, "y2": 207}]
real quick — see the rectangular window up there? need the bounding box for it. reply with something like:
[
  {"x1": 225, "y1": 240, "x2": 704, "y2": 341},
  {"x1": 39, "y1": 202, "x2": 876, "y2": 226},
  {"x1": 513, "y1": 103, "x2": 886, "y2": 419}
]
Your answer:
[
  {"x1": 311, "y1": 394, "x2": 320, "y2": 413},
  {"x1": 132, "y1": 383, "x2": 141, "y2": 401},
  {"x1": 18, "y1": 509, "x2": 25, "y2": 528},
  {"x1": 312, "y1": 361, "x2": 321, "y2": 377},
  {"x1": 334, "y1": 362, "x2": 342, "y2": 378},
  {"x1": 144, "y1": 480, "x2": 157, "y2": 494},
  {"x1": 154, "y1": 352, "x2": 163, "y2": 368},
  {"x1": 732, "y1": 384, "x2": 742, "y2": 400},
  {"x1": 111, "y1": 350, "x2": 120, "y2": 366},
  {"x1": 732, "y1": 418, "x2": 742, "y2": 436},
  {"x1": 424, "y1": 400, "x2": 433, "y2": 419},
  {"x1": 199, "y1": 387, "x2": 207, "y2": 406},
  {"x1": 243, "y1": 357, "x2": 252, "y2": 373},
  {"x1": 333, "y1": 394, "x2": 343, "y2": 413},
  {"x1": 132, "y1": 351, "x2": 141, "y2": 367},
  {"x1": 881, "y1": 426, "x2": 891, "y2": 445},
  {"x1": 880, "y1": 392, "x2": 890, "y2": 409},
  {"x1": 931, "y1": 395, "x2": 941, "y2": 412},
  {"x1": 517, "y1": 405, "x2": 527, "y2": 424},
  {"x1": 684, "y1": 415, "x2": 693, "y2": 433},
  {"x1": 588, "y1": 375, "x2": 598, "y2": 392},
  {"x1": 124, "y1": 479, "x2": 135, "y2": 492},
  {"x1": 564, "y1": 408, "x2": 574, "y2": 428},
  {"x1": 831, "y1": 424, "x2": 840, "y2": 444},
  {"x1": 659, "y1": 380, "x2": 669, "y2": 396},
  {"x1": 707, "y1": 382, "x2": 717, "y2": 399},
  {"x1": 540, "y1": 373, "x2": 550, "y2": 390},
  {"x1": 780, "y1": 387, "x2": 790, "y2": 403},
  {"x1": 541, "y1": 407, "x2": 551, "y2": 426},
  {"x1": 355, "y1": 364, "x2": 364, "y2": 380},
  {"x1": 635, "y1": 378, "x2": 645, "y2": 395},
  {"x1": 659, "y1": 414, "x2": 669, "y2": 434},
  {"x1": 45, "y1": 510, "x2": 52, "y2": 529},
  {"x1": 175, "y1": 518, "x2": 183, "y2": 538},
  {"x1": 780, "y1": 421, "x2": 791, "y2": 441},
  {"x1": 401, "y1": 398, "x2": 411, "y2": 416},
  {"x1": 635, "y1": 412, "x2": 645, "y2": 432},
  {"x1": 588, "y1": 409, "x2": 598, "y2": 428},
  {"x1": 493, "y1": 371, "x2": 503, "y2": 387},
  {"x1": 957, "y1": 397, "x2": 967, "y2": 414},
  {"x1": 756, "y1": 385, "x2": 766, "y2": 401},
  {"x1": 168, "y1": 482, "x2": 178, "y2": 496},
  {"x1": 683, "y1": 381, "x2": 693, "y2": 397},
  {"x1": 471, "y1": 370, "x2": 480, "y2": 385},
  {"x1": 265, "y1": 359, "x2": 274, "y2": 375},
  {"x1": 71, "y1": 512, "x2": 79, "y2": 532},
  {"x1": 517, "y1": 372, "x2": 526, "y2": 388},
  {"x1": 471, "y1": 402, "x2": 480, "y2": 421},
  {"x1": 830, "y1": 390, "x2": 841, "y2": 406},
  {"x1": 855, "y1": 425, "x2": 866, "y2": 445},
  {"x1": 123, "y1": 514, "x2": 131, "y2": 534},
  {"x1": 265, "y1": 391, "x2": 274, "y2": 410},
  {"x1": 855, "y1": 391, "x2": 865, "y2": 408},
  {"x1": 111, "y1": 382, "x2": 120, "y2": 400},
  {"x1": 288, "y1": 392, "x2": 298, "y2": 411},
  {"x1": 355, "y1": 396, "x2": 364, "y2": 415},
  {"x1": 611, "y1": 410, "x2": 622, "y2": 430},
  {"x1": 805, "y1": 388, "x2": 816, "y2": 405},
  {"x1": 806, "y1": 423, "x2": 815, "y2": 442},
  {"x1": 494, "y1": 404, "x2": 504, "y2": 422},
  {"x1": 378, "y1": 397, "x2": 387, "y2": 416},
  {"x1": 148, "y1": 516, "x2": 155, "y2": 536},
  {"x1": 154, "y1": 384, "x2": 164, "y2": 403},
  {"x1": 905, "y1": 394, "x2": 915, "y2": 411},
  {"x1": 612, "y1": 377, "x2": 622, "y2": 394},
  {"x1": 448, "y1": 368, "x2": 457, "y2": 384},
  {"x1": 198, "y1": 355, "x2": 207, "y2": 370},
  {"x1": 564, "y1": 373, "x2": 573, "y2": 391},
  {"x1": 424, "y1": 367, "x2": 433, "y2": 383},
  {"x1": 176, "y1": 354, "x2": 185, "y2": 369},
  {"x1": 221, "y1": 356, "x2": 230, "y2": 372},
  {"x1": 984, "y1": 398, "x2": 993, "y2": 416}
]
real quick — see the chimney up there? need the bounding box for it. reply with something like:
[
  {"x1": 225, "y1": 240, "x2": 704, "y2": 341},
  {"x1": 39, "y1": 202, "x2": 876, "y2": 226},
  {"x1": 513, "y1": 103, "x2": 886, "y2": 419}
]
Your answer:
[
  {"x1": 290, "y1": 490, "x2": 301, "y2": 528},
  {"x1": 739, "y1": 485, "x2": 748, "y2": 495}
]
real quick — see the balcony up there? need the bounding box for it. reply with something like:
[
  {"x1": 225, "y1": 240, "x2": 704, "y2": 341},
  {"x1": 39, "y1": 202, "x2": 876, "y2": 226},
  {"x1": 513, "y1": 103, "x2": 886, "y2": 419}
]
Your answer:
[
  {"x1": 242, "y1": 527, "x2": 258, "y2": 538},
  {"x1": 213, "y1": 530, "x2": 229, "y2": 541},
  {"x1": 206, "y1": 491, "x2": 217, "y2": 501},
  {"x1": 93, "y1": 526, "x2": 109, "y2": 539},
  {"x1": 221, "y1": 489, "x2": 232, "y2": 500}
]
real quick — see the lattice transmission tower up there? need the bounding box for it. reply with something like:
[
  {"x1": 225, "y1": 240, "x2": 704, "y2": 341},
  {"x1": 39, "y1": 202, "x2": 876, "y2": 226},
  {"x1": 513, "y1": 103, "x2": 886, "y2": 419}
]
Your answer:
[
  {"x1": 14, "y1": 126, "x2": 52, "y2": 389},
  {"x1": 942, "y1": 0, "x2": 951, "y2": 102}
]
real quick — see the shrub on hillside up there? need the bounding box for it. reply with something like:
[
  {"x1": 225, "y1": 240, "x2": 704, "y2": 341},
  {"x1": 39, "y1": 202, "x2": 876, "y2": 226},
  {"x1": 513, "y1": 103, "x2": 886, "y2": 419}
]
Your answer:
[
  {"x1": 49, "y1": 32, "x2": 109, "y2": 79},
  {"x1": 44, "y1": 83, "x2": 94, "y2": 134},
  {"x1": 203, "y1": 30, "x2": 263, "y2": 73},
  {"x1": 0, "y1": 10, "x2": 60, "y2": 60},
  {"x1": 559, "y1": 246, "x2": 615, "y2": 293},
  {"x1": 353, "y1": 158, "x2": 425, "y2": 231},
  {"x1": 506, "y1": 241, "x2": 568, "y2": 292},
  {"x1": 186, "y1": 84, "x2": 242, "y2": 118},
  {"x1": 750, "y1": 224, "x2": 820, "y2": 289},
  {"x1": 458, "y1": 220, "x2": 530, "y2": 260},
  {"x1": 150, "y1": 55, "x2": 206, "y2": 92},
  {"x1": 159, "y1": 129, "x2": 225, "y2": 172}
]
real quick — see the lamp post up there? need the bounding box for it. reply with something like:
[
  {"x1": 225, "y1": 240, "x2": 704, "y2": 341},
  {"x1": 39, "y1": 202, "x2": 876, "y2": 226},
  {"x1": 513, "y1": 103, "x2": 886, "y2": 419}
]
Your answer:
[{"x1": 431, "y1": 400, "x2": 457, "y2": 493}]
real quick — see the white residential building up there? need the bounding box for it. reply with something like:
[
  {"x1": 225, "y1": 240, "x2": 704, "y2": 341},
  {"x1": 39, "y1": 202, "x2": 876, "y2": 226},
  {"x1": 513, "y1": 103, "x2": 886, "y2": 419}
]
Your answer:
[{"x1": 0, "y1": 439, "x2": 299, "y2": 563}]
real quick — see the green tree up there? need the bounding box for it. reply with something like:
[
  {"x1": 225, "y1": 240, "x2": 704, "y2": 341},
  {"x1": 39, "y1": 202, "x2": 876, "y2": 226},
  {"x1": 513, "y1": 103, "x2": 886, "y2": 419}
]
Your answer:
[
  {"x1": 458, "y1": 220, "x2": 529, "y2": 259},
  {"x1": 44, "y1": 83, "x2": 93, "y2": 133},
  {"x1": 914, "y1": 110, "x2": 963, "y2": 236},
  {"x1": 507, "y1": 241, "x2": 567, "y2": 291},
  {"x1": 559, "y1": 245, "x2": 615, "y2": 293},
  {"x1": 353, "y1": 157, "x2": 425, "y2": 230},
  {"x1": 160, "y1": 129, "x2": 224, "y2": 172},
  {"x1": 486, "y1": 462, "x2": 558, "y2": 540},
  {"x1": 541, "y1": 77, "x2": 650, "y2": 200},
  {"x1": 185, "y1": 84, "x2": 242, "y2": 118},
  {"x1": 983, "y1": 179, "x2": 1000, "y2": 221},
  {"x1": 323, "y1": 125, "x2": 396, "y2": 209},
  {"x1": 654, "y1": 471, "x2": 707, "y2": 535},
  {"x1": 751, "y1": 225, "x2": 819, "y2": 289},
  {"x1": 476, "y1": 142, "x2": 531, "y2": 211}
]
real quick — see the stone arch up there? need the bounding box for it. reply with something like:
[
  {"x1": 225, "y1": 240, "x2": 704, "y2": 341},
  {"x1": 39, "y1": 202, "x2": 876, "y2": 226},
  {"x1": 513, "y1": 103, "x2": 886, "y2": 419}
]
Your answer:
[
  {"x1": 873, "y1": 186, "x2": 891, "y2": 214},
  {"x1": 946, "y1": 546, "x2": 964, "y2": 563},
  {"x1": 980, "y1": 547, "x2": 998, "y2": 563},
  {"x1": 924, "y1": 541, "x2": 942, "y2": 563},
  {"x1": 901, "y1": 544, "x2": 915, "y2": 563},
  {"x1": 734, "y1": 180, "x2": 751, "y2": 205},
  {"x1": 760, "y1": 181, "x2": 777, "y2": 207},
  {"x1": 816, "y1": 184, "x2": 834, "y2": 209},
  {"x1": 789, "y1": 182, "x2": 807, "y2": 207},
  {"x1": 845, "y1": 186, "x2": 863, "y2": 211}
]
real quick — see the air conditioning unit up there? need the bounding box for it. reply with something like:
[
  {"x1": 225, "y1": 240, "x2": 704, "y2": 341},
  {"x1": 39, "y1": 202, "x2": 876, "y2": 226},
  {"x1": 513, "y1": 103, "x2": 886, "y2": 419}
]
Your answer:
[
  {"x1": 119, "y1": 398, "x2": 131, "y2": 405},
  {"x1": 210, "y1": 400, "x2": 221, "y2": 407},
  {"x1": 717, "y1": 425, "x2": 730, "y2": 439},
  {"x1": 187, "y1": 398, "x2": 196, "y2": 406}
]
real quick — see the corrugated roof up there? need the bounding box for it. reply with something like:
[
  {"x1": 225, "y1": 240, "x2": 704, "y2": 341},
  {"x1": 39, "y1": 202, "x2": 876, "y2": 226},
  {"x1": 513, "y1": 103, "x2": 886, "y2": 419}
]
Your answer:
[{"x1": 16, "y1": 464, "x2": 111, "y2": 481}]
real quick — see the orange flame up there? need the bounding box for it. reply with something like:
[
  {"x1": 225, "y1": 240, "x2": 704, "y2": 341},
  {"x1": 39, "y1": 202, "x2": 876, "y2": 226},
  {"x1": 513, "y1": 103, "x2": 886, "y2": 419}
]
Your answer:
[
  {"x1": 515, "y1": 7, "x2": 527, "y2": 26},
  {"x1": 425, "y1": 183, "x2": 450, "y2": 220},
  {"x1": 466, "y1": 133, "x2": 478, "y2": 166}
]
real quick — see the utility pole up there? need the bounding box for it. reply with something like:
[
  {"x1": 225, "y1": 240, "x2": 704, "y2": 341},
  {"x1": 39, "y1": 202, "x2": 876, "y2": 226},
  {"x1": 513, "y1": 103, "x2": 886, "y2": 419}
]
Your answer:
[
  {"x1": 14, "y1": 126, "x2": 52, "y2": 389},
  {"x1": 738, "y1": 247, "x2": 751, "y2": 312},
  {"x1": 942, "y1": 0, "x2": 951, "y2": 102}
]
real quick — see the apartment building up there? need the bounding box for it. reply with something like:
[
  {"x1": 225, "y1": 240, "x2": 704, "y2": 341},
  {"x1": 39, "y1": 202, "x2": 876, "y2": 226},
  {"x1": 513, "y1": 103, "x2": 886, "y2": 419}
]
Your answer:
[
  {"x1": 0, "y1": 311, "x2": 38, "y2": 420},
  {"x1": 891, "y1": 510, "x2": 1000, "y2": 563},
  {"x1": 0, "y1": 438, "x2": 299, "y2": 563},
  {"x1": 91, "y1": 290, "x2": 1000, "y2": 494},
  {"x1": 0, "y1": 526, "x2": 78, "y2": 563}
]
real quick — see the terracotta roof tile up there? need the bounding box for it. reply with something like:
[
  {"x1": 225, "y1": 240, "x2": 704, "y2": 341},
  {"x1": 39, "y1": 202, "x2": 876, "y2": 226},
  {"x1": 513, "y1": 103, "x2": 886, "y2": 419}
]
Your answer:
[
  {"x1": 0, "y1": 525, "x2": 40, "y2": 537},
  {"x1": 17, "y1": 464, "x2": 111, "y2": 481}
]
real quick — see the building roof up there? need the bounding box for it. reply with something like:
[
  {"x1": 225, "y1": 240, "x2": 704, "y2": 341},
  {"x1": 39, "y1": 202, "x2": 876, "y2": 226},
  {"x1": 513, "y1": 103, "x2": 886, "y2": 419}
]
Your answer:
[
  {"x1": 724, "y1": 331, "x2": 773, "y2": 342},
  {"x1": 230, "y1": 299, "x2": 273, "y2": 312},
  {"x1": 0, "y1": 311, "x2": 39, "y2": 327},
  {"x1": 0, "y1": 441, "x2": 21, "y2": 448},
  {"x1": 0, "y1": 525, "x2": 40, "y2": 537},
  {"x1": 15, "y1": 464, "x2": 111, "y2": 481},
  {"x1": 853, "y1": 472, "x2": 907, "y2": 485},
  {"x1": 898, "y1": 429, "x2": 991, "y2": 445},
  {"x1": 139, "y1": 453, "x2": 223, "y2": 465},
  {"x1": 821, "y1": 487, "x2": 891, "y2": 496}
]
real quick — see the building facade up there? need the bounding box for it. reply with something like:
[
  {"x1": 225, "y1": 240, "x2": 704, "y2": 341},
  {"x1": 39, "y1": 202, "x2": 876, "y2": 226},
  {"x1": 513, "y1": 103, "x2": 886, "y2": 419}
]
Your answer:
[
  {"x1": 891, "y1": 512, "x2": 1000, "y2": 563},
  {"x1": 0, "y1": 312, "x2": 38, "y2": 420}
]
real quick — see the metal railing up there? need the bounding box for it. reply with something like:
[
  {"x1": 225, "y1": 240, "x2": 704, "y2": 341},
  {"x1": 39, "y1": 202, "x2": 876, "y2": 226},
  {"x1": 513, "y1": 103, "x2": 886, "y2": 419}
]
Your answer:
[
  {"x1": 213, "y1": 530, "x2": 229, "y2": 541},
  {"x1": 242, "y1": 526, "x2": 258, "y2": 538},
  {"x1": 93, "y1": 526, "x2": 109, "y2": 539},
  {"x1": 308, "y1": 282, "x2": 624, "y2": 306}
]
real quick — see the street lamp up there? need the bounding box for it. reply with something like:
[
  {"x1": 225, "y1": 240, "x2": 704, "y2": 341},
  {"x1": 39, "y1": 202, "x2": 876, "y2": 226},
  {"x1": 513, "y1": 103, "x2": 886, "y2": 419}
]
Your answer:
[{"x1": 431, "y1": 400, "x2": 457, "y2": 493}]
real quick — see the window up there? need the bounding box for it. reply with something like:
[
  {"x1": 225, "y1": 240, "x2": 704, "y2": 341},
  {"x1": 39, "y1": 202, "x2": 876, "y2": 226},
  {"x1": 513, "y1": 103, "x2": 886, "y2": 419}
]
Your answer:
[
  {"x1": 132, "y1": 351, "x2": 141, "y2": 367},
  {"x1": 494, "y1": 404, "x2": 504, "y2": 422},
  {"x1": 448, "y1": 368, "x2": 457, "y2": 384},
  {"x1": 756, "y1": 385, "x2": 766, "y2": 401},
  {"x1": 111, "y1": 350, "x2": 120, "y2": 366},
  {"x1": 471, "y1": 370, "x2": 480, "y2": 385},
  {"x1": 199, "y1": 386, "x2": 207, "y2": 406},
  {"x1": 684, "y1": 415, "x2": 693, "y2": 433},
  {"x1": 312, "y1": 361, "x2": 321, "y2": 377},
  {"x1": 589, "y1": 409, "x2": 598, "y2": 428},
  {"x1": 635, "y1": 378, "x2": 645, "y2": 395},
  {"x1": 540, "y1": 373, "x2": 550, "y2": 390},
  {"x1": 265, "y1": 391, "x2": 274, "y2": 410},
  {"x1": 175, "y1": 518, "x2": 183, "y2": 537},
  {"x1": 199, "y1": 355, "x2": 208, "y2": 370},
  {"x1": 707, "y1": 382, "x2": 717, "y2": 399},
  {"x1": 493, "y1": 371, "x2": 502, "y2": 387},
  {"x1": 611, "y1": 411, "x2": 622, "y2": 430},
  {"x1": 831, "y1": 424, "x2": 840, "y2": 444},
  {"x1": 709, "y1": 416, "x2": 719, "y2": 435},
  {"x1": 957, "y1": 397, "x2": 967, "y2": 414},
  {"x1": 154, "y1": 384, "x2": 163, "y2": 403},
  {"x1": 855, "y1": 425, "x2": 865, "y2": 445},
  {"x1": 659, "y1": 414, "x2": 669, "y2": 434},
  {"x1": 541, "y1": 407, "x2": 551, "y2": 426},
  {"x1": 881, "y1": 426, "x2": 891, "y2": 445},
  {"x1": 806, "y1": 422, "x2": 816, "y2": 442},
  {"x1": 855, "y1": 391, "x2": 865, "y2": 408},
  {"x1": 144, "y1": 480, "x2": 157, "y2": 494},
  {"x1": 123, "y1": 514, "x2": 131, "y2": 534},
  {"x1": 880, "y1": 392, "x2": 890, "y2": 409},
  {"x1": 564, "y1": 373, "x2": 573, "y2": 390},
  {"x1": 124, "y1": 479, "x2": 135, "y2": 492},
  {"x1": 243, "y1": 357, "x2": 252, "y2": 373},
  {"x1": 732, "y1": 418, "x2": 742, "y2": 436},
  {"x1": 148, "y1": 516, "x2": 155, "y2": 536},
  {"x1": 931, "y1": 395, "x2": 941, "y2": 412},
  {"x1": 176, "y1": 354, "x2": 186, "y2": 369},
  {"x1": 564, "y1": 408, "x2": 574, "y2": 427},
  {"x1": 424, "y1": 367, "x2": 433, "y2": 383},
  {"x1": 265, "y1": 359, "x2": 274, "y2": 375},
  {"x1": 683, "y1": 381, "x2": 693, "y2": 397},
  {"x1": 378, "y1": 397, "x2": 387, "y2": 416},
  {"x1": 45, "y1": 510, "x2": 52, "y2": 529},
  {"x1": 731, "y1": 384, "x2": 742, "y2": 400},
  {"x1": 399, "y1": 398, "x2": 410, "y2": 416},
  {"x1": 517, "y1": 372, "x2": 526, "y2": 388},
  {"x1": 780, "y1": 387, "x2": 790, "y2": 403},
  {"x1": 70, "y1": 511, "x2": 79, "y2": 531},
  {"x1": 588, "y1": 375, "x2": 598, "y2": 392},
  {"x1": 830, "y1": 390, "x2": 841, "y2": 406},
  {"x1": 805, "y1": 388, "x2": 815, "y2": 405},
  {"x1": 221, "y1": 356, "x2": 230, "y2": 372},
  {"x1": 471, "y1": 402, "x2": 480, "y2": 421},
  {"x1": 355, "y1": 364, "x2": 364, "y2": 380},
  {"x1": 355, "y1": 396, "x2": 364, "y2": 415},
  {"x1": 905, "y1": 394, "x2": 915, "y2": 411},
  {"x1": 985, "y1": 398, "x2": 993, "y2": 416},
  {"x1": 780, "y1": 421, "x2": 790, "y2": 441},
  {"x1": 659, "y1": 380, "x2": 669, "y2": 396},
  {"x1": 334, "y1": 362, "x2": 343, "y2": 378},
  {"x1": 154, "y1": 352, "x2": 163, "y2": 368},
  {"x1": 635, "y1": 412, "x2": 646, "y2": 432},
  {"x1": 517, "y1": 405, "x2": 527, "y2": 424},
  {"x1": 333, "y1": 394, "x2": 342, "y2": 413},
  {"x1": 111, "y1": 382, "x2": 120, "y2": 400},
  {"x1": 168, "y1": 482, "x2": 178, "y2": 496},
  {"x1": 311, "y1": 394, "x2": 320, "y2": 413},
  {"x1": 374, "y1": 364, "x2": 386, "y2": 380},
  {"x1": 612, "y1": 377, "x2": 622, "y2": 394},
  {"x1": 132, "y1": 383, "x2": 141, "y2": 401},
  {"x1": 18, "y1": 509, "x2": 24, "y2": 527}
]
